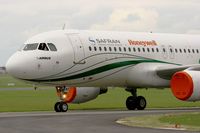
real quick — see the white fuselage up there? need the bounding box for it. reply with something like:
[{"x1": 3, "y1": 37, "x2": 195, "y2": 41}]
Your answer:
[{"x1": 6, "y1": 30, "x2": 200, "y2": 88}]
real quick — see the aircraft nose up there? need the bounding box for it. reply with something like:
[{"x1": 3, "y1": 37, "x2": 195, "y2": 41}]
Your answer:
[{"x1": 6, "y1": 52, "x2": 24, "y2": 78}]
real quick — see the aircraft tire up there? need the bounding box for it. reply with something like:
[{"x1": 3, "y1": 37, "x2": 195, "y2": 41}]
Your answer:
[
  {"x1": 54, "y1": 102, "x2": 61, "y2": 112},
  {"x1": 126, "y1": 96, "x2": 137, "y2": 110},
  {"x1": 136, "y1": 96, "x2": 146, "y2": 110},
  {"x1": 59, "y1": 102, "x2": 68, "y2": 112}
]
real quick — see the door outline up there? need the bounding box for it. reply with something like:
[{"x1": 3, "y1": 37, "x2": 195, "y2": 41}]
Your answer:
[
  {"x1": 161, "y1": 45, "x2": 168, "y2": 59},
  {"x1": 68, "y1": 34, "x2": 86, "y2": 64}
]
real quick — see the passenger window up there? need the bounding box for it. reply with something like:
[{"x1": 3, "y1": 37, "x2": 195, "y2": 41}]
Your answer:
[
  {"x1": 152, "y1": 48, "x2": 154, "y2": 52},
  {"x1": 192, "y1": 49, "x2": 195, "y2": 53},
  {"x1": 184, "y1": 49, "x2": 186, "y2": 53},
  {"x1": 47, "y1": 43, "x2": 57, "y2": 51},
  {"x1": 89, "y1": 46, "x2": 92, "y2": 51},
  {"x1": 163, "y1": 48, "x2": 166, "y2": 52},
  {"x1": 179, "y1": 49, "x2": 182, "y2": 53},
  {"x1": 188, "y1": 49, "x2": 190, "y2": 53},
  {"x1": 124, "y1": 47, "x2": 126, "y2": 52},
  {"x1": 38, "y1": 43, "x2": 49, "y2": 51},
  {"x1": 104, "y1": 47, "x2": 107, "y2": 51},
  {"x1": 156, "y1": 48, "x2": 159, "y2": 52},
  {"x1": 175, "y1": 49, "x2": 178, "y2": 53},
  {"x1": 147, "y1": 48, "x2": 150, "y2": 52},
  {"x1": 94, "y1": 47, "x2": 97, "y2": 51},
  {"x1": 119, "y1": 47, "x2": 122, "y2": 52},
  {"x1": 23, "y1": 43, "x2": 38, "y2": 51},
  {"x1": 114, "y1": 47, "x2": 117, "y2": 51},
  {"x1": 138, "y1": 48, "x2": 140, "y2": 52},
  {"x1": 109, "y1": 47, "x2": 112, "y2": 51},
  {"x1": 196, "y1": 49, "x2": 199, "y2": 53},
  {"x1": 142, "y1": 48, "x2": 145, "y2": 52},
  {"x1": 128, "y1": 47, "x2": 131, "y2": 52},
  {"x1": 133, "y1": 47, "x2": 136, "y2": 52},
  {"x1": 99, "y1": 47, "x2": 102, "y2": 51}
]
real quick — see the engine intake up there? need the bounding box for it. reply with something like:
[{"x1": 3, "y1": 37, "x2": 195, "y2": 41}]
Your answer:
[{"x1": 170, "y1": 70, "x2": 200, "y2": 101}]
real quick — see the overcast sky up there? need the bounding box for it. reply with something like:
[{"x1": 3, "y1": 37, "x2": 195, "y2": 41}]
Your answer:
[{"x1": 1, "y1": 0, "x2": 200, "y2": 65}]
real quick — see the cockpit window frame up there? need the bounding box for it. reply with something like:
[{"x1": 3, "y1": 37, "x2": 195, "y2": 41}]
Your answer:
[
  {"x1": 47, "y1": 43, "x2": 57, "y2": 51},
  {"x1": 23, "y1": 43, "x2": 39, "y2": 51},
  {"x1": 38, "y1": 43, "x2": 49, "y2": 51},
  {"x1": 22, "y1": 42, "x2": 57, "y2": 52}
]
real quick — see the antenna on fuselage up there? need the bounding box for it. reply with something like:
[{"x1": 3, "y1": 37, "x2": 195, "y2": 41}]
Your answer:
[{"x1": 62, "y1": 23, "x2": 66, "y2": 30}]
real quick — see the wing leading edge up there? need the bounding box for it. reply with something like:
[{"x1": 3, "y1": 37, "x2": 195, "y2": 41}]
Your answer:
[{"x1": 156, "y1": 64, "x2": 200, "y2": 80}]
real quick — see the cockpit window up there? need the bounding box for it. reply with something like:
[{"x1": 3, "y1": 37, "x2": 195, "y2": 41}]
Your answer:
[
  {"x1": 23, "y1": 43, "x2": 57, "y2": 52},
  {"x1": 47, "y1": 43, "x2": 57, "y2": 51},
  {"x1": 23, "y1": 43, "x2": 38, "y2": 51},
  {"x1": 38, "y1": 43, "x2": 49, "y2": 51}
]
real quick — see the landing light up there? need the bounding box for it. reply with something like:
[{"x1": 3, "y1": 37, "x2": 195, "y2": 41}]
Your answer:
[{"x1": 62, "y1": 94, "x2": 67, "y2": 99}]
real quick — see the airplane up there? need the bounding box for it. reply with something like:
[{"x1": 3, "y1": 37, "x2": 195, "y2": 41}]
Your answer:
[{"x1": 5, "y1": 29, "x2": 200, "y2": 112}]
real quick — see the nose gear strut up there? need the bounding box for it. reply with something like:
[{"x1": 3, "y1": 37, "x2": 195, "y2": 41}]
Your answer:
[{"x1": 54, "y1": 86, "x2": 69, "y2": 112}]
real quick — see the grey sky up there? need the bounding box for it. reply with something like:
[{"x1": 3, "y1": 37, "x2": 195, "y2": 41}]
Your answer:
[{"x1": 1, "y1": 0, "x2": 200, "y2": 65}]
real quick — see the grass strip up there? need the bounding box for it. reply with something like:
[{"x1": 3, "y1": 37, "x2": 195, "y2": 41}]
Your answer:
[
  {"x1": 0, "y1": 74, "x2": 200, "y2": 112},
  {"x1": 159, "y1": 112, "x2": 200, "y2": 130},
  {"x1": 117, "y1": 112, "x2": 200, "y2": 131}
]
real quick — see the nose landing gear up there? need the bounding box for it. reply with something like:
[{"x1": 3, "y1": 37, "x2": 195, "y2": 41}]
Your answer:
[
  {"x1": 126, "y1": 88, "x2": 147, "y2": 110},
  {"x1": 54, "y1": 102, "x2": 68, "y2": 112},
  {"x1": 54, "y1": 86, "x2": 69, "y2": 112}
]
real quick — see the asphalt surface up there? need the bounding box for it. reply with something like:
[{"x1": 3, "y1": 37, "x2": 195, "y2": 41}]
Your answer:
[{"x1": 0, "y1": 109, "x2": 199, "y2": 133}]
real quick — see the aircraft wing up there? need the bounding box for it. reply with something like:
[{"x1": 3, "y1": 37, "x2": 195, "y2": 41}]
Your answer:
[{"x1": 156, "y1": 64, "x2": 200, "y2": 80}]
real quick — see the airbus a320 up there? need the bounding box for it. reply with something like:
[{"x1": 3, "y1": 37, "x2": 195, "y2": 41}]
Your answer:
[{"x1": 6, "y1": 30, "x2": 200, "y2": 112}]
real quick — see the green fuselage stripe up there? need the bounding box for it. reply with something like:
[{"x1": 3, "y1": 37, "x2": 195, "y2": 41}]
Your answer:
[
  {"x1": 30, "y1": 59, "x2": 173, "y2": 82},
  {"x1": 57, "y1": 60, "x2": 138, "y2": 81}
]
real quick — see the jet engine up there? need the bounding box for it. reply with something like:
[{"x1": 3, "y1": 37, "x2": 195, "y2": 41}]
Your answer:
[
  {"x1": 170, "y1": 70, "x2": 200, "y2": 101},
  {"x1": 58, "y1": 87, "x2": 108, "y2": 104}
]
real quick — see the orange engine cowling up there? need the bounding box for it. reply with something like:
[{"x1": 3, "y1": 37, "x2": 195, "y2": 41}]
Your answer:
[
  {"x1": 61, "y1": 87, "x2": 107, "y2": 104},
  {"x1": 170, "y1": 70, "x2": 200, "y2": 101}
]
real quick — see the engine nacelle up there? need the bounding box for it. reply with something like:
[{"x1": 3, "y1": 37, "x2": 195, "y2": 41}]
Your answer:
[
  {"x1": 63, "y1": 87, "x2": 107, "y2": 104},
  {"x1": 170, "y1": 70, "x2": 200, "y2": 101}
]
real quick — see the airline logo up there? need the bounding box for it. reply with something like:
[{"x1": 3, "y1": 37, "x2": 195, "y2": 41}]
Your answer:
[
  {"x1": 89, "y1": 37, "x2": 121, "y2": 45},
  {"x1": 89, "y1": 37, "x2": 96, "y2": 44},
  {"x1": 128, "y1": 40, "x2": 157, "y2": 46}
]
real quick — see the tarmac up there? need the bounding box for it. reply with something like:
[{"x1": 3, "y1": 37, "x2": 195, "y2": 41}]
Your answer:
[{"x1": 0, "y1": 109, "x2": 198, "y2": 133}]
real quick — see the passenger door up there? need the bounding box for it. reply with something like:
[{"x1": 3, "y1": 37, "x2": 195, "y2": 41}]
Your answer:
[{"x1": 68, "y1": 34, "x2": 86, "y2": 64}]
